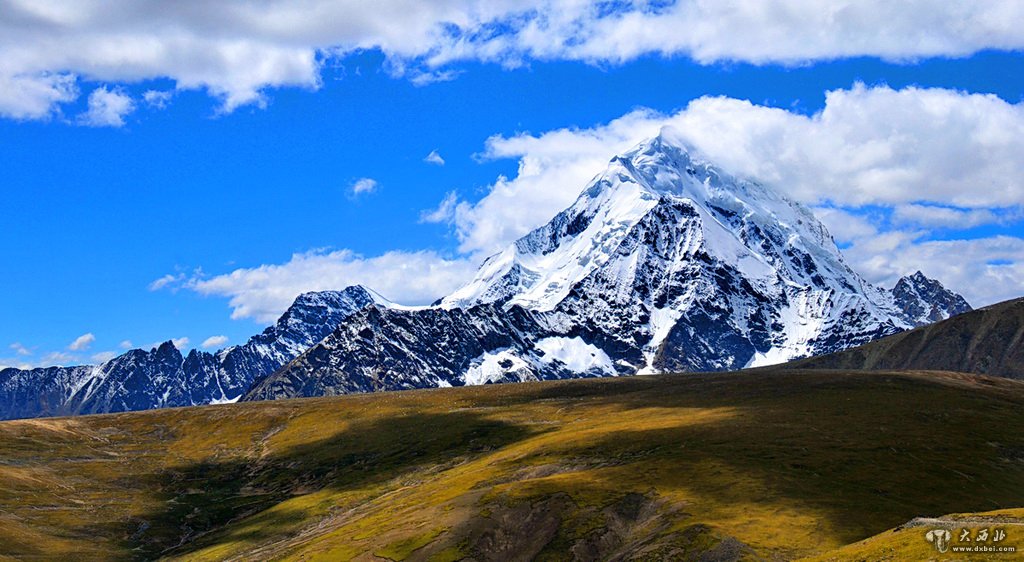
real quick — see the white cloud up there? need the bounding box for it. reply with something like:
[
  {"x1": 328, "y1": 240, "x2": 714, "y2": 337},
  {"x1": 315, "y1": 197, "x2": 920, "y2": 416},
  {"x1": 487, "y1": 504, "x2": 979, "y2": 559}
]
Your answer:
[
  {"x1": 149, "y1": 273, "x2": 185, "y2": 291},
  {"x1": 156, "y1": 83, "x2": 1024, "y2": 318},
  {"x1": 78, "y1": 86, "x2": 134, "y2": 127},
  {"x1": 350, "y1": 177, "x2": 378, "y2": 196},
  {"x1": 449, "y1": 84, "x2": 1024, "y2": 256},
  {"x1": 3, "y1": 1, "x2": 1024, "y2": 120},
  {"x1": 171, "y1": 337, "x2": 190, "y2": 350},
  {"x1": 201, "y1": 335, "x2": 229, "y2": 349},
  {"x1": 420, "y1": 191, "x2": 459, "y2": 224},
  {"x1": 841, "y1": 233, "x2": 1024, "y2": 308},
  {"x1": 183, "y1": 248, "x2": 477, "y2": 322},
  {"x1": 891, "y1": 205, "x2": 1018, "y2": 229},
  {"x1": 91, "y1": 351, "x2": 117, "y2": 363},
  {"x1": 142, "y1": 89, "x2": 174, "y2": 109},
  {"x1": 68, "y1": 333, "x2": 95, "y2": 351},
  {"x1": 9, "y1": 342, "x2": 31, "y2": 357},
  {"x1": 0, "y1": 72, "x2": 78, "y2": 120},
  {"x1": 424, "y1": 149, "x2": 445, "y2": 166},
  {"x1": 118, "y1": 339, "x2": 133, "y2": 350}
]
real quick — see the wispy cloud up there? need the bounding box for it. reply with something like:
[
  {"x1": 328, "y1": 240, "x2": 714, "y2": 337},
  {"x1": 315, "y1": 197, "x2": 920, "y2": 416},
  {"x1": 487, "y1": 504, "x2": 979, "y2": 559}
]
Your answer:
[
  {"x1": 201, "y1": 335, "x2": 228, "y2": 349},
  {"x1": 68, "y1": 333, "x2": 95, "y2": 351},
  {"x1": 149, "y1": 273, "x2": 185, "y2": 291},
  {"x1": 424, "y1": 150, "x2": 445, "y2": 166},
  {"x1": 142, "y1": 90, "x2": 174, "y2": 109},
  {"x1": 349, "y1": 177, "x2": 379, "y2": 197},
  {"x1": 420, "y1": 191, "x2": 459, "y2": 224},
  {"x1": 91, "y1": 351, "x2": 117, "y2": 363},
  {"x1": 179, "y1": 249, "x2": 476, "y2": 322}
]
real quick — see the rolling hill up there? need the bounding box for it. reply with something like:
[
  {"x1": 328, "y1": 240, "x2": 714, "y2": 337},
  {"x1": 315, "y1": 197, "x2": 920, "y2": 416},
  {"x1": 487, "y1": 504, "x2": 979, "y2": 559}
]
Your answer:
[
  {"x1": 794, "y1": 297, "x2": 1024, "y2": 379},
  {"x1": 2, "y1": 367, "x2": 1024, "y2": 561}
]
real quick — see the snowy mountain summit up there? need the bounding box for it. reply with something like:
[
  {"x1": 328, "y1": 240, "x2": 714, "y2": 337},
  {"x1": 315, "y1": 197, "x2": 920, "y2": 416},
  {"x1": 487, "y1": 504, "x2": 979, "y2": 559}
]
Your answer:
[
  {"x1": 247, "y1": 130, "x2": 968, "y2": 401},
  {"x1": 891, "y1": 271, "x2": 972, "y2": 326},
  {"x1": 1, "y1": 130, "x2": 972, "y2": 417},
  {"x1": 443, "y1": 128, "x2": 917, "y2": 371}
]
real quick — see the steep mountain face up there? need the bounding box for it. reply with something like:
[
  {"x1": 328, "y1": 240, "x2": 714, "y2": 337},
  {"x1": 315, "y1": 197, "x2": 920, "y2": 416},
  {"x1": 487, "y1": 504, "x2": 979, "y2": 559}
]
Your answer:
[
  {"x1": 793, "y1": 297, "x2": 1023, "y2": 379},
  {"x1": 891, "y1": 271, "x2": 972, "y2": 326},
  {"x1": 0, "y1": 286, "x2": 380, "y2": 420},
  {"x1": 252, "y1": 130, "x2": 971, "y2": 401},
  {"x1": 446, "y1": 130, "x2": 910, "y2": 370},
  {"x1": 3, "y1": 131, "x2": 977, "y2": 417}
]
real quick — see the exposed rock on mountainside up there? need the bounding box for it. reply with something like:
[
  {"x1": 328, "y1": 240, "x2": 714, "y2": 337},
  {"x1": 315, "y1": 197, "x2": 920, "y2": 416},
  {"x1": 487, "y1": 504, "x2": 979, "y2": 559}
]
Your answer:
[
  {"x1": 1, "y1": 130, "x2": 975, "y2": 418},
  {"x1": 251, "y1": 129, "x2": 970, "y2": 401},
  {"x1": 794, "y1": 297, "x2": 1023, "y2": 378},
  {"x1": 0, "y1": 286, "x2": 379, "y2": 419},
  {"x1": 891, "y1": 270, "x2": 972, "y2": 326}
]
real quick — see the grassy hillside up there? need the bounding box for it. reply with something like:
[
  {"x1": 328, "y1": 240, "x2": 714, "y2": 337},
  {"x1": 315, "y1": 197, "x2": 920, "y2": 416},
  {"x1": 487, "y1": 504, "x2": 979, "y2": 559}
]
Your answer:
[
  {"x1": 794, "y1": 297, "x2": 1024, "y2": 379},
  {"x1": 2, "y1": 369, "x2": 1024, "y2": 560},
  {"x1": 808, "y1": 507, "x2": 1024, "y2": 561}
]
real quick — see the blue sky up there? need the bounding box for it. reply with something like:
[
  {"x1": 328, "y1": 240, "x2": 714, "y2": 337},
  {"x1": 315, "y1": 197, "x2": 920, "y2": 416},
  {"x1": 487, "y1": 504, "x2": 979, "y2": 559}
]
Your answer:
[{"x1": 2, "y1": 1, "x2": 1023, "y2": 368}]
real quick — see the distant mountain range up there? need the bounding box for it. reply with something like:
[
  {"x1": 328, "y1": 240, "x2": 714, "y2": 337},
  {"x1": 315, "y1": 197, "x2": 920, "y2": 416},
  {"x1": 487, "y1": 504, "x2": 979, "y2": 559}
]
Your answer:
[
  {"x1": 0, "y1": 129, "x2": 973, "y2": 419},
  {"x1": 0, "y1": 288, "x2": 379, "y2": 419}
]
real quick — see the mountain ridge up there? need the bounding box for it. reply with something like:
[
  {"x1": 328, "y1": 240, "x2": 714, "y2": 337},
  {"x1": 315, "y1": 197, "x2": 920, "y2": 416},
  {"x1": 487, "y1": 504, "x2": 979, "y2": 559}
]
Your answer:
[
  {"x1": 248, "y1": 130, "x2": 970, "y2": 401},
  {"x1": 0, "y1": 285, "x2": 380, "y2": 419},
  {"x1": 0, "y1": 131, "x2": 974, "y2": 419}
]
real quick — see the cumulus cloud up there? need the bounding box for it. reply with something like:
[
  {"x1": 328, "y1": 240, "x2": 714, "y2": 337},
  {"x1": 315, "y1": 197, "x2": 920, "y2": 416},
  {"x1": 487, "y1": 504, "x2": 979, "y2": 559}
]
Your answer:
[
  {"x1": 446, "y1": 84, "x2": 1024, "y2": 256},
  {"x1": 201, "y1": 335, "x2": 229, "y2": 349},
  {"x1": 424, "y1": 149, "x2": 445, "y2": 166},
  {"x1": 68, "y1": 333, "x2": 95, "y2": 351},
  {"x1": 844, "y1": 232, "x2": 1024, "y2": 308},
  {"x1": 349, "y1": 177, "x2": 378, "y2": 196},
  {"x1": 171, "y1": 337, "x2": 190, "y2": 350},
  {"x1": 182, "y1": 249, "x2": 477, "y2": 322},
  {"x1": 3, "y1": 1, "x2": 1024, "y2": 120},
  {"x1": 78, "y1": 86, "x2": 134, "y2": 127},
  {"x1": 159, "y1": 82, "x2": 1023, "y2": 317}
]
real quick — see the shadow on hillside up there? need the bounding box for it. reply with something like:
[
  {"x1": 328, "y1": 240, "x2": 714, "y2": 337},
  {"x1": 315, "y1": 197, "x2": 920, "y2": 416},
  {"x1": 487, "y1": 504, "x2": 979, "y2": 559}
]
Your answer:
[
  {"x1": 495, "y1": 370, "x2": 1024, "y2": 547},
  {"x1": 82, "y1": 410, "x2": 538, "y2": 560}
]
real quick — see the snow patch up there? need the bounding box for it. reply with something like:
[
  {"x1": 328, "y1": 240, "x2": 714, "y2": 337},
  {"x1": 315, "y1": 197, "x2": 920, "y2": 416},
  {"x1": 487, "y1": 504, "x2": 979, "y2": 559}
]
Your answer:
[
  {"x1": 535, "y1": 336, "x2": 616, "y2": 375},
  {"x1": 464, "y1": 349, "x2": 530, "y2": 386}
]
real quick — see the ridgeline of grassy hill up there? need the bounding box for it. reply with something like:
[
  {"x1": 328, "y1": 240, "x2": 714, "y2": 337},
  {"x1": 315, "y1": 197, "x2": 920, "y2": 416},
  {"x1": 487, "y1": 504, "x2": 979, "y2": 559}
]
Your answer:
[
  {"x1": 3, "y1": 369, "x2": 1024, "y2": 561},
  {"x1": 795, "y1": 297, "x2": 1024, "y2": 379}
]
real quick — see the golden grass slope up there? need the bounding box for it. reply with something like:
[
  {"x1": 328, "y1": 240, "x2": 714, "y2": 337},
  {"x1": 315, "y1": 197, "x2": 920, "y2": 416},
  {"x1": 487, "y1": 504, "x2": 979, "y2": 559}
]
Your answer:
[{"x1": 2, "y1": 369, "x2": 1024, "y2": 560}]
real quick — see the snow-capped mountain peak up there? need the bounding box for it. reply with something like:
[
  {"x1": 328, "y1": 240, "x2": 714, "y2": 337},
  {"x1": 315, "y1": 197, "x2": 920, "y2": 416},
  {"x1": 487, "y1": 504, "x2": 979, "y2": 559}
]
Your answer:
[
  {"x1": 891, "y1": 271, "x2": 972, "y2": 326},
  {"x1": 440, "y1": 128, "x2": 908, "y2": 373}
]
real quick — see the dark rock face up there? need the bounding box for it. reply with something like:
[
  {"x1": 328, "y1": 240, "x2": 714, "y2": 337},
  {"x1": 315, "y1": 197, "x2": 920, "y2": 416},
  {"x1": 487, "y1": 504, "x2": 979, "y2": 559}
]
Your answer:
[
  {"x1": 0, "y1": 286, "x2": 377, "y2": 420},
  {"x1": 250, "y1": 134, "x2": 959, "y2": 402},
  {"x1": 245, "y1": 304, "x2": 545, "y2": 400},
  {"x1": 794, "y1": 297, "x2": 1023, "y2": 379},
  {"x1": 2, "y1": 134, "x2": 978, "y2": 419},
  {"x1": 891, "y1": 271, "x2": 972, "y2": 326}
]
